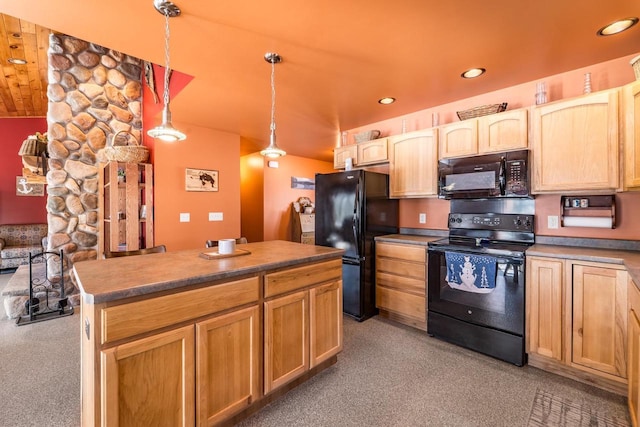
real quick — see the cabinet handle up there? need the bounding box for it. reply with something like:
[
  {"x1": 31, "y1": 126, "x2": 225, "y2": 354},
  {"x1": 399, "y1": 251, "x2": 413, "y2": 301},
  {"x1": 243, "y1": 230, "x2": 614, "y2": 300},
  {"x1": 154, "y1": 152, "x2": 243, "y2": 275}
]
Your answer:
[
  {"x1": 84, "y1": 317, "x2": 90, "y2": 340},
  {"x1": 578, "y1": 327, "x2": 583, "y2": 337}
]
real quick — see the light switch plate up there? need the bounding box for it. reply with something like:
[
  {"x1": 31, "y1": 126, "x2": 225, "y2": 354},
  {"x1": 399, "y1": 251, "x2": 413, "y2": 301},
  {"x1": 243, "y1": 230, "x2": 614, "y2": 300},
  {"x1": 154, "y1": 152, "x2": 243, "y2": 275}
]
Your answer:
[
  {"x1": 180, "y1": 213, "x2": 190, "y2": 222},
  {"x1": 419, "y1": 213, "x2": 427, "y2": 224},
  {"x1": 209, "y1": 212, "x2": 223, "y2": 221},
  {"x1": 548, "y1": 215, "x2": 559, "y2": 229}
]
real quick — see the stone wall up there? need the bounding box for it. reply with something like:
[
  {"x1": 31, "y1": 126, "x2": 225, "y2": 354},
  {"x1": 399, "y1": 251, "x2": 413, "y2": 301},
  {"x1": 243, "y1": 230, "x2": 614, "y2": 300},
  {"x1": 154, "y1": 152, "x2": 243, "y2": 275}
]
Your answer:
[{"x1": 45, "y1": 34, "x2": 143, "y2": 300}]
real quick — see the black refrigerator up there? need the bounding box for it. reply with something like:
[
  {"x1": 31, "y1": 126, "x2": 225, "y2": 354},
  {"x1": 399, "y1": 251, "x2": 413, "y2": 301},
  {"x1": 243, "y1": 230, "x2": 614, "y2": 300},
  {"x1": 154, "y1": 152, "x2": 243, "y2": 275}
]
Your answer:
[{"x1": 315, "y1": 170, "x2": 399, "y2": 321}]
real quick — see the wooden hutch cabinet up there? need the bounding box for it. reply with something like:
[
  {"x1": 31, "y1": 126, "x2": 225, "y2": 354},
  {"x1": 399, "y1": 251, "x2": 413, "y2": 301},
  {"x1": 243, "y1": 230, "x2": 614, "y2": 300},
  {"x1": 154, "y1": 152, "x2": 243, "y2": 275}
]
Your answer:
[{"x1": 98, "y1": 161, "x2": 154, "y2": 258}]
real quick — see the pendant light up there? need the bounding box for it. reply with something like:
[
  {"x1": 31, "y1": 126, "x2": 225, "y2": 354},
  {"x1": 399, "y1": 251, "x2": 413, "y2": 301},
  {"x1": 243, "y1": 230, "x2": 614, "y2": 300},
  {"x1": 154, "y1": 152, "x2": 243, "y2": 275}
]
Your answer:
[
  {"x1": 147, "y1": 0, "x2": 186, "y2": 142},
  {"x1": 260, "y1": 52, "x2": 286, "y2": 158}
]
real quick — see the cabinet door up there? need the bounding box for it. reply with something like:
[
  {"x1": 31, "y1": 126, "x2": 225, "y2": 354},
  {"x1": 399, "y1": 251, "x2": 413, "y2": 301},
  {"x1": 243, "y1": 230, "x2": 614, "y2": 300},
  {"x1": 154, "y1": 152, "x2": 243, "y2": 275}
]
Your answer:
[
  {"x1": 623, "y1": 80, "x2": 640, "y2": 190},
  {"x1": 101, "y1": 325, "x2": 195, "y2": 427},
  {"x1": 264, "y1": 290, "x2": 308, "y2": 394},
  {"x1": 478, "y1": 109, "x2": 528, "y2": 153},
  {"x1": 334, "y1": 145, "x2": 358, "y2": 169},
  {"x1": 309, "y1": 280, "x2": 343, "y2": 368},
  {"x1": 388, "y1": 129, "x2": 438, "y2": 198},
  {"x1": 196, "y1": 306, "x2": 260, "y2": 426},
  {"x1": 629, "y1": 279, "x2": 640, "y2": 427},
  {"x1": 526, "y1": 257, "x2": 564, "y2": 361},
  {"x1": 438, "y1": 119, "x2": 478, "y2": 158},
  {"x1": 532, "y1": 90, "x2": 619, "y2": 192},
  {"x1": 629, "y1": 309, "x2": 640, "y2": 427},
  {"x1": 357, "y1": 138, "x2": 388, "y2": 165},
  {"x1": 572, "y1": 264, "x2": 627, "y2": 377}
]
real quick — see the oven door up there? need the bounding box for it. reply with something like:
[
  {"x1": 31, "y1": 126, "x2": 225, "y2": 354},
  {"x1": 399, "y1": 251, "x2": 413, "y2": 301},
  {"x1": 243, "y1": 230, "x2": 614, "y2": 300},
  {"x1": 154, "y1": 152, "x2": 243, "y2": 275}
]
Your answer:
[{"x1": 427, "y1": 247, "x2": 524, "y2": 336}]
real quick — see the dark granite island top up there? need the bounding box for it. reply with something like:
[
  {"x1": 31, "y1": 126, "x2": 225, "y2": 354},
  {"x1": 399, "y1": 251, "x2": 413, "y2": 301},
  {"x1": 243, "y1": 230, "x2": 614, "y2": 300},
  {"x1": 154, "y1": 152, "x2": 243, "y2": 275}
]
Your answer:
[{"x1": 73, "y1": 240, "x2": 344, "y2": 304}]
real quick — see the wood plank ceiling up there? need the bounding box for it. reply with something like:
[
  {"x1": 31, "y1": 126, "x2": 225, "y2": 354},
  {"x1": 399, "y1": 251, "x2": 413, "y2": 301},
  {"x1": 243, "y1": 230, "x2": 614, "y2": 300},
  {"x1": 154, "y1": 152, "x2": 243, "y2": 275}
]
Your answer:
[{"x1": 0, "y1": 13, "x2": 49, "y2": 117}]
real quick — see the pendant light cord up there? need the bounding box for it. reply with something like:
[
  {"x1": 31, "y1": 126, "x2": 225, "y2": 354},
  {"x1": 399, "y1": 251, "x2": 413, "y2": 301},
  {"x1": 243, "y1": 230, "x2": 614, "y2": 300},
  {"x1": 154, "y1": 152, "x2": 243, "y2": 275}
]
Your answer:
[
  {"x1": 162, "y1": 10, "x2": 171, "y2": 107},
  {"x1": 270, "y1": 59, "x2": 276, "y2": 133}
]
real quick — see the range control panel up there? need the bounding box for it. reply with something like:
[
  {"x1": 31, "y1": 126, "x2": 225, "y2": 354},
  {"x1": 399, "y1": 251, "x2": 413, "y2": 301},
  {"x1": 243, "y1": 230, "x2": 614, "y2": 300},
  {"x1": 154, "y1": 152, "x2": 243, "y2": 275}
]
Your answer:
[{"x1": 448, "y1": 213, "x2": 534, "y2": 232}]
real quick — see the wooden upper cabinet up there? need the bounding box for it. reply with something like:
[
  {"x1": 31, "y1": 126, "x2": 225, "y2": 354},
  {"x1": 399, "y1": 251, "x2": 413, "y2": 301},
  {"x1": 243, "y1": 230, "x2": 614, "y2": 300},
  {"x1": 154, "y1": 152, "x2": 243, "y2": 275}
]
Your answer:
[
  {"x1": 357, "y1": 137, "x2": 388, "y2": 166},
  {"x1": 531, "y1": 89, "x2": 620, "y2": 193},
  {"x1": 439, "y1": 119, "x2": 478, "y2": 158},
  {"x1": 623, "y1": 80, "x2": 640, "y2": 190},
  {"x1": 478, "y1": 109, "x2": 528, "y2": 153},
  {"x1": 333, "y1": 145, "x2": 357, "y2": 169},
  {"x1": 571, "y1": 263, "x2": 627, "y2": 378},
  {"x1": 389, "y1": 129, "x2": 438, "y2": 198}
]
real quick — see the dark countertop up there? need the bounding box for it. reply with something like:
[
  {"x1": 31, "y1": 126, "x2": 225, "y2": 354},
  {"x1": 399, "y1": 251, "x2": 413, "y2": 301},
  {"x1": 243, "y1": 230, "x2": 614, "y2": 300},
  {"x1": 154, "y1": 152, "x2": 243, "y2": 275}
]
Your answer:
[
  {"x1": 375, "y1": 234, "x2": 442, "y2": 246},
  {"x1": 527, "y1": 244, "x2": 640, "y2": 286},
  {"x1": 375, "y1": 235, "x2": 640, "y2": 286},
  {"x1": 73, "y1": 240, "x2": 344, "y2": 304}
]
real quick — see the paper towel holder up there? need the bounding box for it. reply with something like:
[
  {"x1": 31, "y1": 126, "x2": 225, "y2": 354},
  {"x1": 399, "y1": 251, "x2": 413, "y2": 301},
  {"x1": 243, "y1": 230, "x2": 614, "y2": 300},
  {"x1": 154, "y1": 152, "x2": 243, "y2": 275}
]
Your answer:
[{"x1": 560, "y1": 194, "x2": 616, "y2": 228}]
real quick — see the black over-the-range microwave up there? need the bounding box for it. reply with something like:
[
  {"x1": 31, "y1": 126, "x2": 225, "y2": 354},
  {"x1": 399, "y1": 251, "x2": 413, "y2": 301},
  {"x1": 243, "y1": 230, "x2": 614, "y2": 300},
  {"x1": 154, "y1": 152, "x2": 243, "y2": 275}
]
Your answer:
[{"x1": 437, "y1": 149, "x2": 530, "y2": 199}]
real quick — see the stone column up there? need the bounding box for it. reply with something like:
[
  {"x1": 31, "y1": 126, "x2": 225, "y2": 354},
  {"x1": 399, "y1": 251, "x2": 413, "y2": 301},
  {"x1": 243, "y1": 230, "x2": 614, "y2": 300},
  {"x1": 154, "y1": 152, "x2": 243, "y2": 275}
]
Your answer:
[{"x1": 46, "y1": 34, "x2": 143, "y2": 300}]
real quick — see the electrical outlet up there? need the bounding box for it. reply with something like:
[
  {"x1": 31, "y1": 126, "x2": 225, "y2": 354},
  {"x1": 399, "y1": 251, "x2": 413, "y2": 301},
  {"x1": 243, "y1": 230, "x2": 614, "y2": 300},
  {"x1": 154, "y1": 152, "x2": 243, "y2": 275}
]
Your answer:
[
  {"x1": 419, "y1": 213, "x2": 427, "y2": 224},
  {"x1": 180, "y1": 213, "x2": 190, "y2": 223},
  {"x1": 548, "y1": 215, "x2": 558, "y2": 229},
  {"x1": 209, "y1": 212, "x2": 223, "y2": 221}
]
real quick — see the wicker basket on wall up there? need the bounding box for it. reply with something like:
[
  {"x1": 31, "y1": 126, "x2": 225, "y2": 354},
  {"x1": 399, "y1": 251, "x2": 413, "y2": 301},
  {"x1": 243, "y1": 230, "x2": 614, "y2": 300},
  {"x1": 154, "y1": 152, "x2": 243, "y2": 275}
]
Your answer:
[{"x1": 103, "y1": 130, "x2": 149, "y2": 163}]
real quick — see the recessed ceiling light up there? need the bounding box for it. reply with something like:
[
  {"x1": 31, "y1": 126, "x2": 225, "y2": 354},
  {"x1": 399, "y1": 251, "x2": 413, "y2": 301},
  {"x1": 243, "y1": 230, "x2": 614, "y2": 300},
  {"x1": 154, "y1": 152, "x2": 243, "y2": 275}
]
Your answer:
[
  {"x1": 461, "y1": 68, "x2": 486, "y2": 79},
  {"x1": 597, "y1": 17, "x2": 638, "y2": 36},
  {"x1": 378, "y1": 97, "x2": 396, "y2": 105},
  {"x1": 8, "y1": 58, "x2": 27, "y2": 65}
]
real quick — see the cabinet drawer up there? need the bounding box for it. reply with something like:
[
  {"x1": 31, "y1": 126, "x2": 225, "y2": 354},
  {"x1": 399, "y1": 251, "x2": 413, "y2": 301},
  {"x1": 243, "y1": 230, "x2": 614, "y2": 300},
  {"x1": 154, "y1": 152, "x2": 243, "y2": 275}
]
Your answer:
[
  {"x1": 376, "y1": 286, "x2": 425, "y2": 321},
  {"x1": 377, "y1": 272, "x2": 425, "y2": 295},
  {"x1": 376, "y1": 257, "x2": 425, "y2": 280},
  {"x1": 265, "y1": 259, "x2": 342, "y2": 298},
  {"x1": 377, "y1": 242, "x2": 425, "y2": 262},
  {"x1": 101, "y1": 276, "x2": 259, "y2": 344}
]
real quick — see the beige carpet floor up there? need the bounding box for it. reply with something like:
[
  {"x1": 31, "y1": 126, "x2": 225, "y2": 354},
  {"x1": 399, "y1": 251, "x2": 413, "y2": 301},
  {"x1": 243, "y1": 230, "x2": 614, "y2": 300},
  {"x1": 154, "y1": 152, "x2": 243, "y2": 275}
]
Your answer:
[{"x1": 0, "y1": 271, "x2": 631, "y2": 426}]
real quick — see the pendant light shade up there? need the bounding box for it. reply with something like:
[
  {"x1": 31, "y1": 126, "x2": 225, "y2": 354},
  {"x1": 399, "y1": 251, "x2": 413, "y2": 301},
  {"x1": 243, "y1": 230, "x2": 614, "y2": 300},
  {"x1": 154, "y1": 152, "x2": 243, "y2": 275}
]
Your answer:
[
  {"x1": 260, "y1": 52, "x2": 286, "y2": 158},
  {"x1": 147, "y1": 0, "x2": 186, "y2": 142}
]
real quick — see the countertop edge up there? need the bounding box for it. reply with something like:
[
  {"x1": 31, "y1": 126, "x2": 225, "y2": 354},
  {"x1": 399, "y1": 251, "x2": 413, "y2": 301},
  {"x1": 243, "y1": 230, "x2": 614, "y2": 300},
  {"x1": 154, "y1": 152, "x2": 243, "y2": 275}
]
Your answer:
[{"x1": 75, "y1": 246, "x2": 344, "y2": 305}]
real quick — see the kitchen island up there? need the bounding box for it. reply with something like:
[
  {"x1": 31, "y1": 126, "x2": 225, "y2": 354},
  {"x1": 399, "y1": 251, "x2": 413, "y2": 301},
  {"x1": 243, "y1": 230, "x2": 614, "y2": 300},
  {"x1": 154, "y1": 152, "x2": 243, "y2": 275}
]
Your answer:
[{"x1": 73, "y1": 240, "x2": 344, "y2": 426}]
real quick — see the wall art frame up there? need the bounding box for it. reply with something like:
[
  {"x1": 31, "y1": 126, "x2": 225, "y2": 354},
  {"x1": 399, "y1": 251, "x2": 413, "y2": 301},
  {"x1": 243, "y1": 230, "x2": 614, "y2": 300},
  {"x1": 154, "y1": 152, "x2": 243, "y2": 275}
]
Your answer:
[{"x1": 185, "y1": 168, "x2": 219, "y2": 192}]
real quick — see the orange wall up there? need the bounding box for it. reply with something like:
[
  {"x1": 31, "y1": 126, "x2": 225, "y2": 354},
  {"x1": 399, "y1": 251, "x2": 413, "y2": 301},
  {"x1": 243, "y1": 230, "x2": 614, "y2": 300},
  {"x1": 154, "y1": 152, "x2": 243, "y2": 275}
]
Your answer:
[
  {"x1": 240, "y1": 154, "x2": 334, "y2": 242},
  {"x1": 153, "y1": 122, "x2": 241, "y2": 251},
  {"x1": 263, "y1": 155, "x2": 334, "y2": 241},
  {"x1": 240, "y1": 153, "x2": 265, "y2": 243},
  {"x1": 350, "y1": 53, "x2": 640, "y2": 240}
]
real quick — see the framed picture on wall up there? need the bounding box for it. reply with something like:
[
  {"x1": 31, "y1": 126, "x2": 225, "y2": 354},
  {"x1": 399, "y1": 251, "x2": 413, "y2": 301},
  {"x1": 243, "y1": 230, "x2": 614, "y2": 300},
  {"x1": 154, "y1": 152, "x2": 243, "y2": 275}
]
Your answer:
[
  {"x1": 185, "y1": 168, "x2": 219, "y2": 192},
  {"x1": 16, "y1": 177, "x2": 44, "y2": 196}
]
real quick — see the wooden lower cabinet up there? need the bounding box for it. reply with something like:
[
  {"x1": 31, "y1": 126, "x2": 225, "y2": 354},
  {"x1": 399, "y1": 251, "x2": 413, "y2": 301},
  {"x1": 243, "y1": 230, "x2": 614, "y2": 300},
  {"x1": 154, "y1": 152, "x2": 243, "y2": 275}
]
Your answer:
[
  {"x1": 310, "y1": 280, "x2": 343, "y2": 368},
  {"x1": 82, "y1": 258, "x2": 343, "y2": 426},
  {"x1": 196, "y1": 306, "x2": 260, "y2": 425},
  {"x1": 629, "y1": 279, "x2": 640, "y2": 427},
  {"x1": 375, "y1": 241, "x2": 427, "y2": 330},
  {"x1": 101, "y1": 325, "x2": 195, "y2": 427},
  {"x1": 264, "y1": 290, "x2": 309, "y2": 394},
  {"x1": 264, "y1": 278, "x2": 343, "y2": 394},
  {"x1": 571, "y1": 264, "x2": 627, "y2": 377},
  {"x1": 526, "y1": 257, "x2": 564, "y2": 361},
  {"x1": 526, "y1": 256, "x2": 628, "y2": 395}
]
